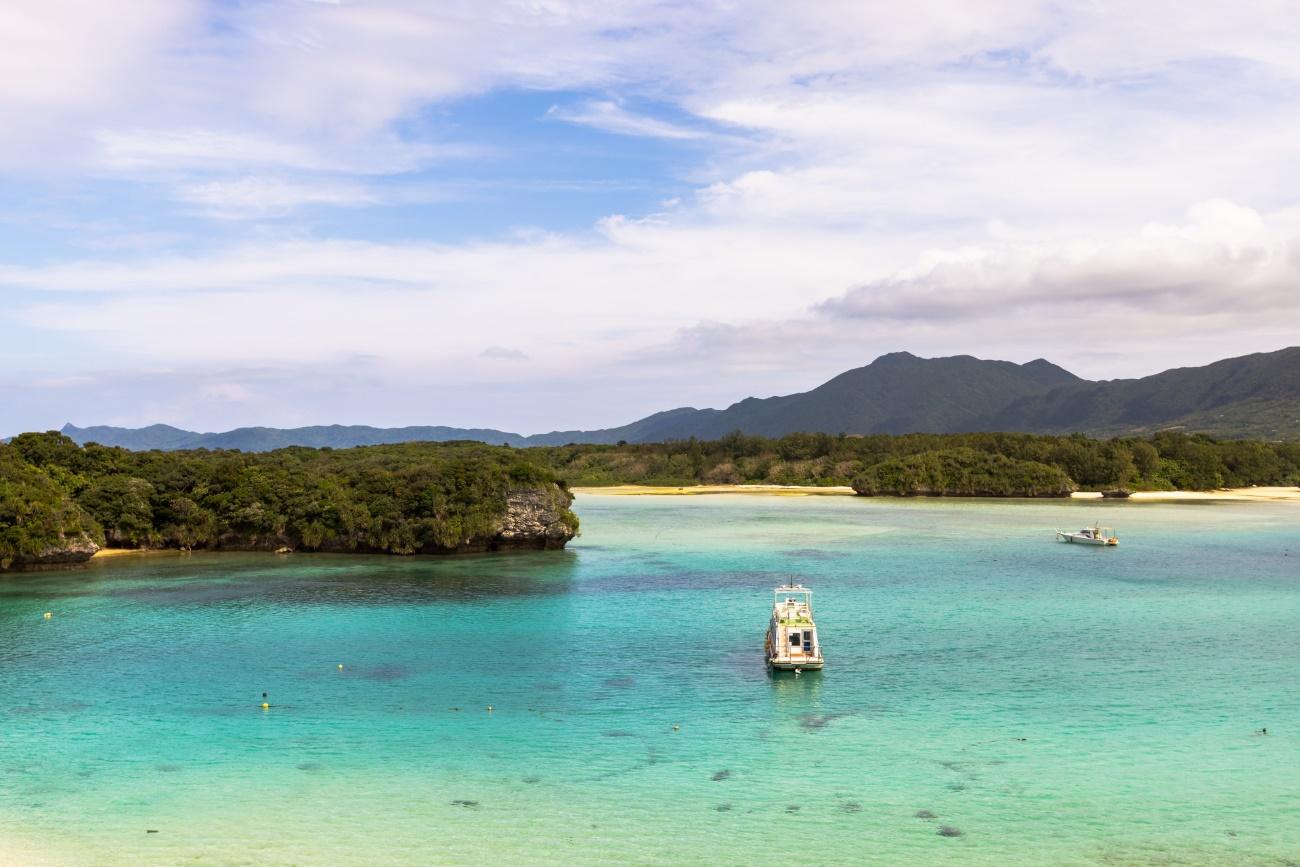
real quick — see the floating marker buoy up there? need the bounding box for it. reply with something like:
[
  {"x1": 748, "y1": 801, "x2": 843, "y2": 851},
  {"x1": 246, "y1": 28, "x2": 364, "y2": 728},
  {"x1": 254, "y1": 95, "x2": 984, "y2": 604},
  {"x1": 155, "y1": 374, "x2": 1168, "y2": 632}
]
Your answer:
[
  {"x1": 261, "y1": 702, "x2": 269, "y2": 710},
  {"x1": 487, "y1": 705, "x2": 494, "y2": 712},
  {"x1": 337, "y1": 664, "x2": 344, "y2": 670},
  {"x1": 673, "y1": 724, "x2": 680, "y2": 731},
  {"x1": 43, "y1": 612, "x2": 52, "y2": 619}
]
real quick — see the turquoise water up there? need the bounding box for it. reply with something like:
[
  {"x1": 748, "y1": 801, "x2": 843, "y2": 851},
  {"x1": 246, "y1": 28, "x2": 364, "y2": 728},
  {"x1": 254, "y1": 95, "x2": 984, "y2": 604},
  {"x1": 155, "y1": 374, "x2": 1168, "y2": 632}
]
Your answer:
[{"x1": 2, "y1": 494, "x2": 1298, "y2": 865}]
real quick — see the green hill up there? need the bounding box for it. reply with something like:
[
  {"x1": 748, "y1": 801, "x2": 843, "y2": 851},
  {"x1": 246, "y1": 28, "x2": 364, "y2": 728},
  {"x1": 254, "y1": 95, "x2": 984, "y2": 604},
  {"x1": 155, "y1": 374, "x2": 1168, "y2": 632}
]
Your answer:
[
  {"x1": 981, "y1": 347, "x2": 1300, "y2": 439},
  {"x1": 49, "y1": 347, "x2": 1300, "y2": 449}
]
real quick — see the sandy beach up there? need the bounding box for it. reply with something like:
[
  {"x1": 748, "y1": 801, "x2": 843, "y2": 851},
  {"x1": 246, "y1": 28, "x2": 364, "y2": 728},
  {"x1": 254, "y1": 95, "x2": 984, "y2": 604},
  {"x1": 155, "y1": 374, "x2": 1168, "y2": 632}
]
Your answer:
[
  {"x1": 575, "y1": 485, "x2": 1300, "y2": 501},
  {"x1": 1123, "y1": 487, "x2": 1300, "y2": 502},
  {"x1": 91, "y1": 548, "x2": 190, "y2": 561},
  {"x1": 573, "y1": 484, "x2": 856, "y2": 497}
]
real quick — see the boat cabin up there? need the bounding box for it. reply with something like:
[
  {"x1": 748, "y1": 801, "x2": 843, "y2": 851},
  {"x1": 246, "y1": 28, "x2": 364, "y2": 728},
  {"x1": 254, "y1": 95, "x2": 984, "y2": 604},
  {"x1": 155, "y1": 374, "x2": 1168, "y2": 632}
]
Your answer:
[{"x1": 766, "y1": 584, "x2": 824, "y2": 670}]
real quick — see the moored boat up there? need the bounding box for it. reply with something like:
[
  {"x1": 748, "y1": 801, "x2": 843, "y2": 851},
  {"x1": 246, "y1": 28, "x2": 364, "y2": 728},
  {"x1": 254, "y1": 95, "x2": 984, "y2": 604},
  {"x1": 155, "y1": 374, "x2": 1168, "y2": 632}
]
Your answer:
[
  {"x1": 1056, "y1": 525, "x2": 1118, "y2": 546},
  {"x1": 766, "y1": 584, "x2": 825, "y2": 670}
]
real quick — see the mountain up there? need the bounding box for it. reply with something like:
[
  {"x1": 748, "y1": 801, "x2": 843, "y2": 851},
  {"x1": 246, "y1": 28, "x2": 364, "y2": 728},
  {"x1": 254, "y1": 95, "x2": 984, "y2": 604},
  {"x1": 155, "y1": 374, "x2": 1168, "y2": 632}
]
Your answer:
[
  {"x1": 661, "y1": 352, "x2": 1080, "y2": 439},
  {"x1": 54, "y1": 347, "x2": 1300, "y2": 450},
  {"x1": 61, "y1": 423, "x2": 534, "y2": 450},
  {"x1": 978, "y1": 346, "x2": 1300, "y2": 439}
]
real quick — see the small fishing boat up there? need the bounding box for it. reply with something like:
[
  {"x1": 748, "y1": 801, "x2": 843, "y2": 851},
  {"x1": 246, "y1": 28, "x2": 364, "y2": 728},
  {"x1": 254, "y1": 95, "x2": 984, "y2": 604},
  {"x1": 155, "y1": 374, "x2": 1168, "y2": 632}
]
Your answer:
[
  {"x1": 765, "y1": 584, "x2": 824, "y2": 671},
  {"x1": 1057, "y1": 525, "x2": 1118, "y2": 546}
]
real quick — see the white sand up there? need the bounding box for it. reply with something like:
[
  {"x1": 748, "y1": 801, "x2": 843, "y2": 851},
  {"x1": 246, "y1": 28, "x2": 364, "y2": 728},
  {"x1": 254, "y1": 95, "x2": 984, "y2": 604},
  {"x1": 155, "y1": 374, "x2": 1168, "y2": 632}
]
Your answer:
[{"x1": 577, "y1": 485, "x2": 1300, "y2": 501}]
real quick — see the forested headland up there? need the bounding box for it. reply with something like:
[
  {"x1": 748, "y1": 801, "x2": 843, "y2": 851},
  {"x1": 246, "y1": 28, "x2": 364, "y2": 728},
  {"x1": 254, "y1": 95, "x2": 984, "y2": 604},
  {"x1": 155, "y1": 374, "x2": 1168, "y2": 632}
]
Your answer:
[
  {"x1": 1, "y1": 433, "x2": 578, "y2": 570},
  {"x1": 531, "y1": 431, "x2": 1300, "y2": 495},
  {"x1": 5, "y1": 428, "x2": 1298, "y2": 571}
]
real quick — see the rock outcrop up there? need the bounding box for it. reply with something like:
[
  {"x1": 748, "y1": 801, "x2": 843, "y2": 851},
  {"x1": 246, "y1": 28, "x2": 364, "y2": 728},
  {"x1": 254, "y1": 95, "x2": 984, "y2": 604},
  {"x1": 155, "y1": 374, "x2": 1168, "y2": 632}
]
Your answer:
[
  {"x1": 494, "y1": 486, "x2": 578, "y2": 550},
  {"x1": 0, "y1": 533, "x2": 100, "y2": 570}
]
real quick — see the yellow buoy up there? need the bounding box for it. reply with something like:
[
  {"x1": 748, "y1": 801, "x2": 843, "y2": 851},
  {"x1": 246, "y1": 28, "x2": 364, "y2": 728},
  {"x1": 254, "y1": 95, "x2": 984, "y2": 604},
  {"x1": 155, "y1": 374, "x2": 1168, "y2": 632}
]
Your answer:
[
  {"x1": 261, "y1": 702, "x2": 270, "y2": 710},
  {"x1": 43, "y1": 612, "x2": 52, "y2": 619}
]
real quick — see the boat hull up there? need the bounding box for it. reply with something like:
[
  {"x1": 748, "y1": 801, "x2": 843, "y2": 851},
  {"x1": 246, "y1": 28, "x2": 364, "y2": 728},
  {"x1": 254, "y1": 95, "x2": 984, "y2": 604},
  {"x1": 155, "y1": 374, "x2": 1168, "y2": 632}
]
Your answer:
[
  {"x1": 1057, "y1": 532, "x2": 1117, "y2": 546},
  {"x1": 768, "y1": 659, "x2": 825, "y2": 671}
]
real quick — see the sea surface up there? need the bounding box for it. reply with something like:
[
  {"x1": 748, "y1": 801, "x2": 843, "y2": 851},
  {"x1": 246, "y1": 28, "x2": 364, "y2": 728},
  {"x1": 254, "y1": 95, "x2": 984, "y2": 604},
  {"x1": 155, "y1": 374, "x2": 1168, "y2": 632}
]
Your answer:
[{"x1": 2, "y1": 494, "x2": 1298, "y2": 866}]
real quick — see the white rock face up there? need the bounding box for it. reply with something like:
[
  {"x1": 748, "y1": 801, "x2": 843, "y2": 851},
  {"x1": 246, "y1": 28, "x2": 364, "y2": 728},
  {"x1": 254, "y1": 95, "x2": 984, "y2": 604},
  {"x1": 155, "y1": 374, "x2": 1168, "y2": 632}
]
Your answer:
[{"x1": 496, "y1": 487, "x2": 577, "y2": 549}]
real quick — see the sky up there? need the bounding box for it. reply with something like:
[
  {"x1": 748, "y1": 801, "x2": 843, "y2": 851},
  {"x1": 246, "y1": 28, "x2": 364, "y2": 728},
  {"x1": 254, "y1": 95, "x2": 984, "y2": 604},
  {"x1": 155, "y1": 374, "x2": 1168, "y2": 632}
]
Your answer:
[{"x1": 2, "y1": 0, "x2": 1299, "y2": 436}]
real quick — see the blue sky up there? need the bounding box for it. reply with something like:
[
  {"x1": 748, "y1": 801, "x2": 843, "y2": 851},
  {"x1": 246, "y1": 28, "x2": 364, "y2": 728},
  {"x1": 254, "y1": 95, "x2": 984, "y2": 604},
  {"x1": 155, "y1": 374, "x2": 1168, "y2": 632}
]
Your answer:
[{"x1": 2, "y1": 1, "x2": 1299, "y2": 436}]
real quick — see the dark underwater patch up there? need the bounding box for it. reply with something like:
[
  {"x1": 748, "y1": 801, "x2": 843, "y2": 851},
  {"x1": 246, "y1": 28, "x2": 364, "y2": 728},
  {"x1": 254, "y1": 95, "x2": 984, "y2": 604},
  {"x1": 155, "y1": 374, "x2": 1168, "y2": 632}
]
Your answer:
[
  {"x1": 602, "y1": 730, "x2": 636, "y2": 738},
  {"x1": 354, "y1": 663, "x2": 409, "y2": 681},
  {"x1": 602, "y1": 676, "x2": 636, "y2": 689},
  {"x1": 711, "y1": 769, "x2": 732, "y2": 781},
  {"x1": 451, "y1": 799, "x2": 479, "y2": 808},
  {"x1": 296, "y1": 762, "x2": 323, "y2": 772},
  {"x1": 799, "y1": 711, "x2": 850, "y2": 730},
  {"x1": 715, "y1": 803, "x2": 732, "y2": 812},
  {"x1": 937, "y1": 825, "x2": 963, "y2": 837},
  {"x1": 781, "y1": 548, "x2": 844, "y2": 561},
  {"x1": 840, "y1": 802, "x2": 862, "y2": 813},
  {"x1": 914, "y1": 809, "x2": 937, "y2": 819}
]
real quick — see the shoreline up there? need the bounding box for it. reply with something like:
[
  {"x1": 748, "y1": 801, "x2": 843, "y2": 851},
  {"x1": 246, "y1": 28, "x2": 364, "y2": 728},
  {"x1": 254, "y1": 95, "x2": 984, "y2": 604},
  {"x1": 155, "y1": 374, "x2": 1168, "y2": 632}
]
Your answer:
[
  {"x1": 572, "y1": 484, "x2": 856, "y2": 497},
  {"x1": 573, "y1": 484, "x2": 1300, "y2": 501}
]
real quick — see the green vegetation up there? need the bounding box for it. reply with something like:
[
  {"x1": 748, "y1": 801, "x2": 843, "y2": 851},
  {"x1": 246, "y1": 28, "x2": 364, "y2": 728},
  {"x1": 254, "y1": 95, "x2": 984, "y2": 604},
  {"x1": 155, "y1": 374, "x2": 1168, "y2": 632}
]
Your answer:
[
  {"x1": 851, "y1": 448, "x2": 1071, "y2": 497},
  {"x1": 531, "y1": 430, "x2": 1300, "y2": 494},
  {"x1": 0, "y1": 434, "x2": 576, "y2": 568},
  {"x1": 0, "y1": 444, "x2": 102, "y2": 569},
  {"x1": 5, "y1": 426, "x2": 1296, "y2": 568}
]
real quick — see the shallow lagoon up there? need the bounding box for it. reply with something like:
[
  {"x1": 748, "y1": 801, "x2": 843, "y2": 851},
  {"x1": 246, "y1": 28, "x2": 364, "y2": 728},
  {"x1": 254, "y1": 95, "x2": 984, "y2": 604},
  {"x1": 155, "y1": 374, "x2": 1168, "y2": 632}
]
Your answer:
[{"x1": 2, "y1": 495, "x2": 1298, "y2": 865}]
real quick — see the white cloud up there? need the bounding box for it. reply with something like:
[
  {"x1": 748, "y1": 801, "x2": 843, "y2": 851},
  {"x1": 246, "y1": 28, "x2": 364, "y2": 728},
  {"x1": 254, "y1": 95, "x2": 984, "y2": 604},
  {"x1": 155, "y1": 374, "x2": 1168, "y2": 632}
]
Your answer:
[
  {"x1": 199, "y1": 382, "x2": 256, "y2": 402},
  {"x1": 546, "y1": 101, "x2": 708, "y2": 140},
  {"x1": 482, "y1": 346, "x2": 530, "y2": 361},
  {"x1": 4, "y1": 1, "x2": 1300, "y2": 432},
  {"x1": 94, "y1": 128, "x2": 457, "y2": 176},
  {"x1": 0, "y1": 0, "x2": 200, "y2": 163},
  {"x1": 175, "y1": 176, "x2": 377, "y2": 218},
  {"x1": 821, "y1": 201, "x2": 1297, "y2": 322},
  {"x1": 643, "y1": 200, "x2": 1300, "y2": 386},
  {"x1": 6, "y1": 198, "x2": 1298, "y2": 398}
]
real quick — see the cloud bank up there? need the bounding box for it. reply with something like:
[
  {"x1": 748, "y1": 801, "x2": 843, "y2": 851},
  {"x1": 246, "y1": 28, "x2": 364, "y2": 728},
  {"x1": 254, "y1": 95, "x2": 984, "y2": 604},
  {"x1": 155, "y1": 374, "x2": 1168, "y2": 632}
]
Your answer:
[{"x1": 2, "y1": 1, "x2": 1299, "y2": 433}]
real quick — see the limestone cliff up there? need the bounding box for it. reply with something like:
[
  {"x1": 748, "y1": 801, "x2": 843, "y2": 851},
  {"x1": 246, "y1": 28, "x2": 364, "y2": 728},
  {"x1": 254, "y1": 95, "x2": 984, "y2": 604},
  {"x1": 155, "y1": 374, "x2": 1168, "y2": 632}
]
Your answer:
[
  {"x1": 0, "y1": 532, "x2": 100, "y2": 570},
  {"x1": 493, "y1": 486, "x2": 578, "y2": 550}
]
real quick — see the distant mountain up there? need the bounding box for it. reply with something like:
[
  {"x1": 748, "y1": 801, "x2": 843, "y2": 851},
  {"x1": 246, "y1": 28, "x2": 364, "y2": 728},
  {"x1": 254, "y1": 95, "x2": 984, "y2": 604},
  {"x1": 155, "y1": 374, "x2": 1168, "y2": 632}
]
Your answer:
[
  {"x1": 55, "y1": 347, "x2": 1300, "y2": 450},
  {"x1": 61, "y1": 423, "x2": 533, "y2": 450},
  {"x1": 978, "y1": 346, "x2": 1300, "y2": 439},
  {"x1": 654, "y1": 352, "x2": 1081, "y2": 439}
]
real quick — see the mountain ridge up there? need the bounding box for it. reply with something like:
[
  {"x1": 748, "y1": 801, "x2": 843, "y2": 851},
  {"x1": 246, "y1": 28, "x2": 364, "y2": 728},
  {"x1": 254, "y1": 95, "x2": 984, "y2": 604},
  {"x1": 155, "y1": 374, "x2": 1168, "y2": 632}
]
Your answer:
[{"x1": 54, "y1": 346, "x2": 1300, "y2": 450}]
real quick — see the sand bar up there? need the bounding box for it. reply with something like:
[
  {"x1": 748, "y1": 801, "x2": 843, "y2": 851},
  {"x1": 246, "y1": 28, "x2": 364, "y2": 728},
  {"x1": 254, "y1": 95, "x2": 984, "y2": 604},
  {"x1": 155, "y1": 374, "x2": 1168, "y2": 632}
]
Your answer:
[
  {"x1": 91, "y1": 548, "x2": 190, "y2": 560},
  {"x1": 1124, "y1": 487, "x2": 1300, "y2": 502},
  {"x1": 573, "y1": 484, "x2": 856, "y2": 497},
  {"x1": 576, "y1": 485, "x2": 1300, "y2": 501}
]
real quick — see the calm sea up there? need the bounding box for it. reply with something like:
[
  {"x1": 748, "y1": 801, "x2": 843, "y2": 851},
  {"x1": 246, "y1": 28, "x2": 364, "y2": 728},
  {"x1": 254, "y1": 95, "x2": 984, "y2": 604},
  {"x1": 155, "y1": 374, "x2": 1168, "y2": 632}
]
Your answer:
[{"x1": 2, "y1": 494, "x2": 1298, "y2": 865}]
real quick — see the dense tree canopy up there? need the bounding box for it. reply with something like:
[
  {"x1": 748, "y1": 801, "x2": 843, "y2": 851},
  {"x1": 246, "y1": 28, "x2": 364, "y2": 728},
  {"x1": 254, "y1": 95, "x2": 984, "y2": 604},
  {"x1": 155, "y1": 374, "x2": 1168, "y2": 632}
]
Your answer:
[
  {"x1": 4, "y1": 428, "x2": 1296, "y2": 568},
  {"x1": 1, "y1": 434, "x2": 576, "y2": 564},
  {"x1": 531, "y1": 431, "x2": 1300, "y2": 492}
]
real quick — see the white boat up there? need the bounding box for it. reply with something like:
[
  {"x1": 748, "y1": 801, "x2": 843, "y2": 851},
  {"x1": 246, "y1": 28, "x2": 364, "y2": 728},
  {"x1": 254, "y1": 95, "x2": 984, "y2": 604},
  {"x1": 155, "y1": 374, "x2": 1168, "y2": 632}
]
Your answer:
[
  {"x1": 765, "y1": 584, "x2": 824, "y2": 671},
  {"x1": 1056, "y1": 525, "x2": 1118, "y2": 546}
]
